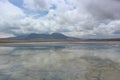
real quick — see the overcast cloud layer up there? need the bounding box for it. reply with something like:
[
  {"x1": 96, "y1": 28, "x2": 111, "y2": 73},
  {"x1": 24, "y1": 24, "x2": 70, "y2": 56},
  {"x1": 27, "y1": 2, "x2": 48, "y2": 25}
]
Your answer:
[{"x1": 0, "y1": 0, "x2": 120, "y2": 38}]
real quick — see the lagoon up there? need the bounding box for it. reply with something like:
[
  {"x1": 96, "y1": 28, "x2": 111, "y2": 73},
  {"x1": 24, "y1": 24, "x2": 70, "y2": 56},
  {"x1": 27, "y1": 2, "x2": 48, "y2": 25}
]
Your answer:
[{"x1": 0, "y1": 42, "x2": 120, "y2": 80}]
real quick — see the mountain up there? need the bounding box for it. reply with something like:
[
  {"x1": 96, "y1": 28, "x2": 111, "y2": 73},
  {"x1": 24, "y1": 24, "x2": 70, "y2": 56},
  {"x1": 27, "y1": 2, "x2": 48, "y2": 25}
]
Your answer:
[
  {"x1": 0, "y1": 33, "x2": 119, "y2": 43},
  {"x1": 6, "y1": 33, "x2": 74, "y2": 40}
]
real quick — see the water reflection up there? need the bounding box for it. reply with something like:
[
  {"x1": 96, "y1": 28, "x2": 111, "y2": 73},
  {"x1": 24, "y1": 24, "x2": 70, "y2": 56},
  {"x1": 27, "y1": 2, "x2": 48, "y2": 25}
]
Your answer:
[
  {"x1": 82, "y1": 56, "x2": 120, "y2": 80},
  {"x1": 0, "y1": 42, "x2": 120, "y2": 80}
]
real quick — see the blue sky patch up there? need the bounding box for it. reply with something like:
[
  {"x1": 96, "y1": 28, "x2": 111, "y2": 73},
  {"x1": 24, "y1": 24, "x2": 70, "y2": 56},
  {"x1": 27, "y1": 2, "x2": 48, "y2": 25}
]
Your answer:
[
  {"x1": 9, "y1": 0, "x2": 23, "y2": 8},
  {"x1": 9, "y1": 0, "x2": 49, "y2": 18},
  {"x1": 33, "y1": 10, "x2": 49, "y2": 19},
  {"x1": 50, "y1": 4, "x2": 57, "y2": 10},
  {"x1": 100, "y1": 20, "x2": 110, "y2": 25}
]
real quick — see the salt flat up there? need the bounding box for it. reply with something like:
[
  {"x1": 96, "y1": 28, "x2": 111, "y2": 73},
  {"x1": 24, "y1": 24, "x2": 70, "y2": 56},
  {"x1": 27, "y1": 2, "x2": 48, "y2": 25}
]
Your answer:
[{"x1": 0, "y1": 42, "x2": 120, "y2": 80}]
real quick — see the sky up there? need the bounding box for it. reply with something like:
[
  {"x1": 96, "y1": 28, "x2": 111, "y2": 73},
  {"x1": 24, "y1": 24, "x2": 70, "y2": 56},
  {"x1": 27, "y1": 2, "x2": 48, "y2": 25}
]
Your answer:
[{"x1": 0, "y1": 0, "x2": 120, "y2": 38}]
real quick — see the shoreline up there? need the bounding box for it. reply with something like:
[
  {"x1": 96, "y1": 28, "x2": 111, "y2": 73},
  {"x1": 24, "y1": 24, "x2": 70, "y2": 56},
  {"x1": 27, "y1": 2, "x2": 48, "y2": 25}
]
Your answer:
[{"x1": 0, "y1": 40, "x2": 120, "y2": 43}]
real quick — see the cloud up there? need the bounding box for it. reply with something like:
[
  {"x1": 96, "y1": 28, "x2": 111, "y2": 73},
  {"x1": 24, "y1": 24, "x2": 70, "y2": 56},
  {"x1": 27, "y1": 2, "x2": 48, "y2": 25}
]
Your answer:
[
  {"x1": 0, "y1": 0, "x2": 26, "y2": 37},
  {"x1": 0, "y1": 0, "x2": 25, "y2": 18},
  {"x1": 85, "y1": 0, "x2": 120, "y2": 20},
  {"x1": 23, "y1": 0, "x2": 49, "y2": 11},
  {"x1": 0, "y1": 0, "x2": 120, "y2": 38},
  {"x1": 0, "y1": 33, "x2": 14, "y2": 38}
]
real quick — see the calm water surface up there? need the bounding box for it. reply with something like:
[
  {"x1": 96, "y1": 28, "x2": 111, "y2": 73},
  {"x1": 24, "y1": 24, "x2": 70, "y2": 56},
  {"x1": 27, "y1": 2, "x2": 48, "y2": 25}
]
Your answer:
[{"x1": 0, "y1": 42, "x2": 120, "y2": 80}]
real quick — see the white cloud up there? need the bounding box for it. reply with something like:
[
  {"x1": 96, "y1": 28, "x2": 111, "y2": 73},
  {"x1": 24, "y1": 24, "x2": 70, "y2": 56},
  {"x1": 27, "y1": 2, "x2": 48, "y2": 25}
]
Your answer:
[
  {"x1": 0, "y1": 0, "x2": 120, "y2": 38},
  {"x1": 0, "y1": 0, "x2": 25, "y2": 36},
  {"x1": 0, "y1": 0, "x2": 25, "y2": 19},
  {"x1": 92, "y1": 20, "x2": 120, "y2": 38},
  {"x1": 23, "y1": 0, "x2": 49, "y2": 11},
  {"x1": 0, "y1": 33, "x2": 14, "y2": 38}
]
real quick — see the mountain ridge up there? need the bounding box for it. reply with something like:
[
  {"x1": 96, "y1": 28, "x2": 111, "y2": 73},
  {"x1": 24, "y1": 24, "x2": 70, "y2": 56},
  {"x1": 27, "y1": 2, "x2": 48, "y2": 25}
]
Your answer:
[
  {"x1": 0, "y1": 33, "x2": 120, "y2": 43},
  {"x1": 5, "y1": 33, "x2": 76, "y2": 40}
]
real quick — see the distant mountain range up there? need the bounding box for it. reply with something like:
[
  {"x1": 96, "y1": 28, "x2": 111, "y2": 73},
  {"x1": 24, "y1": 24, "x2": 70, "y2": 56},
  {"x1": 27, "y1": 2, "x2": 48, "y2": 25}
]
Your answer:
[
  {"x1": 6, "y1": 33, "x2": 75, "y2": 40},
  {"x1": 0, "y1": 33, "x2": 120, "y2": 43}
]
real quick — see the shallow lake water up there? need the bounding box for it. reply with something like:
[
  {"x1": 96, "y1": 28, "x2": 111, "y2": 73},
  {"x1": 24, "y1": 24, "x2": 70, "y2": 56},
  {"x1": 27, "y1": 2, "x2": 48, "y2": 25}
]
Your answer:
[{"x1": 0, "y1": 42, "x2": 120, "y2": 80}]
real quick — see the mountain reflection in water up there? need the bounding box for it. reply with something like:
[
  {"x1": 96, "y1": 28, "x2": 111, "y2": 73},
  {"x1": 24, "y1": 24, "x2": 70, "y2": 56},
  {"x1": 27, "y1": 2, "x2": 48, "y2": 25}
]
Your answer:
[{"x1": 0, "y1": 42, "x2": 120, "y2": 80}]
